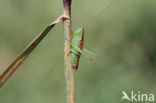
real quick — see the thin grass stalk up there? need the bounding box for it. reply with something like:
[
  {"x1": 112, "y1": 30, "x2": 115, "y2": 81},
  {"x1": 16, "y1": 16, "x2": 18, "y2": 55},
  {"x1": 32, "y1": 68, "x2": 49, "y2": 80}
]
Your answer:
[
  {"x1": 63, "y1": 0, "x2": 74, "y2": 103},
  {"x1": 0, "y1": 14, "x2": 67, "y2": 87}
]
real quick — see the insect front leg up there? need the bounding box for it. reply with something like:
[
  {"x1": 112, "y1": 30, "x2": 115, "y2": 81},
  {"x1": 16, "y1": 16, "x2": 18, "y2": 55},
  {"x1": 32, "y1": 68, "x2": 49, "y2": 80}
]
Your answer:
[{"x1": 68, "y1": 50, "x2": 81, "y2": 56}]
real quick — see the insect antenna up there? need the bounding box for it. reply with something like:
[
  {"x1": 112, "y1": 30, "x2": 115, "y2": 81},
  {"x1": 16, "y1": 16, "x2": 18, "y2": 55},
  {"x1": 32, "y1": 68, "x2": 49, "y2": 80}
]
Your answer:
[{"x1": 83, "y1": 0, "x2": 119, "y2": 28}]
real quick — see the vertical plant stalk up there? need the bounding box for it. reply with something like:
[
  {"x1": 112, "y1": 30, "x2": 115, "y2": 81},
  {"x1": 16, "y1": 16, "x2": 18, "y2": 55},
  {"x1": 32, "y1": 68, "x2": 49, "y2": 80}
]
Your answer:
[
  {"x1": 63, "y1": 0, "x2": 74, "y2": 103},
  {"x1": 0, "y1": 14, "x2": 68, "y2": 87}
]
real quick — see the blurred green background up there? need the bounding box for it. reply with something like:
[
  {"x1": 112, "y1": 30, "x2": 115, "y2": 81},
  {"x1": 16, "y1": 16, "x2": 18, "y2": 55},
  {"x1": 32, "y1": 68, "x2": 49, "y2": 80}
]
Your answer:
[{"x1": 0, "y1": 0, "x2": 156, "y2": 103}]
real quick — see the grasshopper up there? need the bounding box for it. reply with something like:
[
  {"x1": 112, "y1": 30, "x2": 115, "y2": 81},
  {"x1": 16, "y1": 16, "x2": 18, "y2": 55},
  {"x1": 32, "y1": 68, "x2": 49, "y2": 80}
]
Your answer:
[
  {"x1": 70, "y1": 27, "x2": 98, "y2": 71},
  {"x1": 70, "y1": 0, "x2": 119, "y2": 70}
]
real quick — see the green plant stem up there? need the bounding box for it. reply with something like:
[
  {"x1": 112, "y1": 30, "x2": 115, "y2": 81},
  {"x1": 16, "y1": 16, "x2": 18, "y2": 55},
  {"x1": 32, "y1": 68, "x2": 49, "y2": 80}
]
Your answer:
[{"x1": 63, "y1": 0, "x2": 74, "y2": 103}]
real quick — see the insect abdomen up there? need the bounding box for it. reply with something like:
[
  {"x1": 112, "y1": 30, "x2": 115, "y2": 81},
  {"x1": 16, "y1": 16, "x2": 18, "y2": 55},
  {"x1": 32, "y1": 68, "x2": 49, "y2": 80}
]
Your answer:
[{"x1": 71, "y1": 51, "x2": 80, "y2": 70}]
